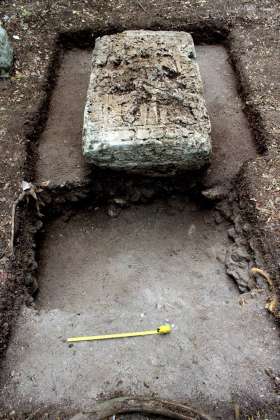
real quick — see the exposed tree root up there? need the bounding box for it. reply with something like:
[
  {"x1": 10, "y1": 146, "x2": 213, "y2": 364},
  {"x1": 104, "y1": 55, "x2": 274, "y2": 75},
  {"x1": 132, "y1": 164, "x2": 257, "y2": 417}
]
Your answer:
[{"x1": 87, "y1": 397, "x2": 212, "y2": 420}]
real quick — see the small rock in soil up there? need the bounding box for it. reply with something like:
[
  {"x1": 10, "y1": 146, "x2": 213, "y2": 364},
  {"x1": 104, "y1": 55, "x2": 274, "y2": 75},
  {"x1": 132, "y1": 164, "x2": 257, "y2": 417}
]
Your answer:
[
  {"x1": 24, "y1": 273, "x2": 38, "y2": 295},
  {"x1": 0, "y1": 26, "x2": 13, "y2": 77},
  {"x1": 214, "y1": 211, "x2": 224, "y2": 224},
  {"x1": 227, "y1": 227, "x2": 237, "y2": 241},
  {"x1": 107, "y1": 204, "x2": 121, "y2": 218},
  {"x1": 29, "y1": 220, "x2": 44, "y2": 233},
  {"x1": 232, "y1": 245, "x2": 250, "y2": 262},
  {"x1": 234, "y1": 237, "x2": 248, "y2": 247},
  {"x1": 202, "y1": 185, "x2": 229, "y2": 201},
  {"x1": 233, "y1": 215, "x2": 243, "y2": 235},
  {"x1": 242, "y1": 222, "x2": 251, "y2": 233},
  {"x1": 69, "y1": 414, "x2": 91, "y2": 420},
  {"x1": 225, "y1": 244, "x2": 255, "y2": 292},
  {"x1": 248, "y1": 237, "x2": 263, "y2": 267},
  {"x1": 130, "y1": 189, "x2": 141, "y2": 203},
  {"x1": 0, "y1": 240, "x2": 4, "y2": 258},
  {"x1": 215, "y1": 201, "x2": 233, "y2": 220},
  {"x1": 113, "y1": 197, "x2": 127, "y2": 207}
]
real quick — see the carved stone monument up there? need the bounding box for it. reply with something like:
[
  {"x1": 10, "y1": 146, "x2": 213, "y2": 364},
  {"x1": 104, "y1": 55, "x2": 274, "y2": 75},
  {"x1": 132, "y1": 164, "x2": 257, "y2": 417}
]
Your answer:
[{"x1": 83, "y1": 30, "x2": 211, "y2": 174}]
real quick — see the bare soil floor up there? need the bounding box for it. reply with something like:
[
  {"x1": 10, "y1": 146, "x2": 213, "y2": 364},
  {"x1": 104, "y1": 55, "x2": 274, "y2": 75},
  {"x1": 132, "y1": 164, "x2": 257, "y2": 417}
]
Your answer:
[{"x1": 1, "y1": 200, "x2": 280, "y2": 419}]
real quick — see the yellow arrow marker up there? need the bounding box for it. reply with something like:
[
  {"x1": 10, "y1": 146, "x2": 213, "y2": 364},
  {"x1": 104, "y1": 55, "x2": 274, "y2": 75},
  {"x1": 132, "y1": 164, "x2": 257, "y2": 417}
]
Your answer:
[{"x1": 67, "y1": 324, "x2": 172, "y2": 343}]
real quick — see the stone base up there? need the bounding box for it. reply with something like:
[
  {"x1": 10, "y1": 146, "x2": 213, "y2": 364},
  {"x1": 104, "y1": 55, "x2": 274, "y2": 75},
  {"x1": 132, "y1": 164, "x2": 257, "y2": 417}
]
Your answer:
[{"x1": 83, "y1": 30, "x2": 211, "y2": 174}]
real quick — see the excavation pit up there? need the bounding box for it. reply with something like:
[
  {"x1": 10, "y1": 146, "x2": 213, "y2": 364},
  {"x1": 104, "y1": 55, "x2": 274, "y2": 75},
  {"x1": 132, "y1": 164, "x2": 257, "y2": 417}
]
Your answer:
[
  {"x1": 36, "y1": 44, "x2": 256, "y2": 188},
  {"x1": 1, "y1": 35, "x2": 279, "y2": 419},
  {"x1": 1, "y1": 199, "x2": 280, "y2": 417}
]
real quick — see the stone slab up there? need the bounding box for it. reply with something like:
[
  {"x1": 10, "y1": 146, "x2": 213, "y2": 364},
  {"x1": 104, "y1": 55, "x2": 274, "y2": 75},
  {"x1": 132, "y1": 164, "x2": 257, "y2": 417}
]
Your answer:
[{"x1": 83, "y1": 30, "x2": 211, "y2": 173}]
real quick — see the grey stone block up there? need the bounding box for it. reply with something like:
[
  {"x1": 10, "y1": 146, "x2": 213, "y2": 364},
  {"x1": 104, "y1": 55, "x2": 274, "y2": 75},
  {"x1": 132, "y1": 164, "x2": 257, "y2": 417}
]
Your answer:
[
  {"x1": 83, "y1": 30, "x2": 211, "y2": 174},
  {"x1": 0, "y1": 26, "x2": 13, "y2": 78}
]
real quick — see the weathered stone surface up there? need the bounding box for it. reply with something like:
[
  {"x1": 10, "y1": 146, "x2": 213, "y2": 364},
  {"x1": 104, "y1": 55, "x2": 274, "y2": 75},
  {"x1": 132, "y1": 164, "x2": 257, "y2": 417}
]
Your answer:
[
  {"x1": 0, "y1": 26, "x2": 13, "y2": 78},
  {"x1": 83, "y1": 30, "x2": 211, "y2": 173}
]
